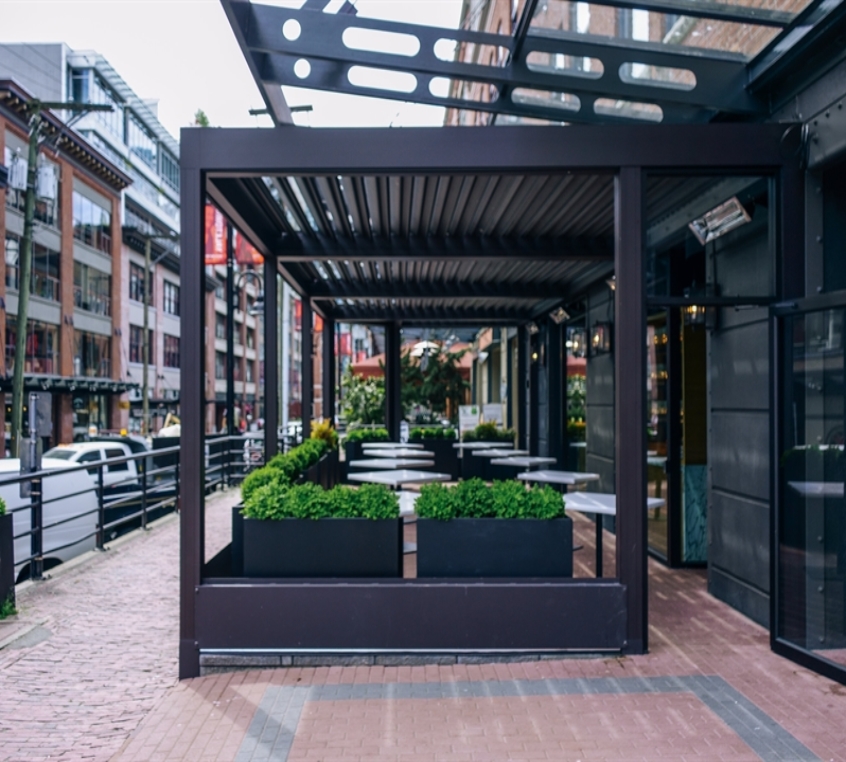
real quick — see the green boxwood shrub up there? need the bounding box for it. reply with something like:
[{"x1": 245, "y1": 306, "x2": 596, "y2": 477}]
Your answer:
[
  {"x1": 243, "y1": 481, "x2": 399, "y2": 520},
  {"x1": 409, "y1": 427, "x2": 457, "y2": 441},
  {"x1": 462, "y1": 423, "x2": 515, "y2": 443},
  {"x1": 0, "y1": 496, "x2": 5, "y2": 516},
  {"x1": 241, "y1": 439, "x2": 329, "y2": 502},
  {"x1": 415, "y1": 478, "x2": 564, "y2": 521},
  {"x1": 344, "y1": 428, "x2": 390, "y2": 444}
]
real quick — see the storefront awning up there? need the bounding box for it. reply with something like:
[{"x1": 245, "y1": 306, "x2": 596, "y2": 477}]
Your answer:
[{"x1": 0, "y1": 375, "x2": 139, "y2": 395}]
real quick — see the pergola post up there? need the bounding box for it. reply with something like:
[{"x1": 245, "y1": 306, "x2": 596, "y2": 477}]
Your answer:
[
  {"x1": 178, "y1": 165, "x2": 203, "y2": 680},
  {"x1": 517, "y1": 325, "x2": 528, "y2": 450},
  {"x1": 384, "y1": 321, "x2": 402, "y2": 440},
  {"x1": 614, "y1": 167, "x2": 647, "y2": 655},
  {"x1": 264, "y1": 259, "x2": 278, "y2": 459},
  {"x1": 322, "y1": 316, "x2": 335, "y2": 424},
  {"x1": 547, "y1": 320, "x2": 564, "y2": 467},
  {"x1": 301, "y1": 299, "x2": 313, "y2": 440}
]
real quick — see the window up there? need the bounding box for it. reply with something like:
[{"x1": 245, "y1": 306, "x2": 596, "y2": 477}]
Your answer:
[
  {"x1": 215, "y1": 352, "x2": 226, "y2": 380},
  {"x1": 73, "y1": 262, "x2": 111, "y2": 315},
  {"x1": 4, "y1": 147, "x2": 60, "y2": 227},
  {"x1": 127, "y1": 111, "x2": 157, "y2": 169},
  {"x1": 160, "y1": 150, "x2": 179, "y2": 192},
  {"x1": 214, "y1": 278, "x2": 225, "y2": 300},
  {"x1": 246, "y1": 362, "x2": 254, "y2": 383},
  {"x1": 5, "y1": 232, "x2": 60, "y2": 301},
  {"x1": 129, "y1": 262, "x2": 153, "y2": 306},
  {"x1": 105, "y1": 448, "x2": 129, "y2": 472},
  {"x1": 90, "y1": 72, "x2": 125, "y2": 139},
  {"x1": 73, "y1": 330, "x2": 111, "y2": 378},
  {"x1": 129, "y1": 325, "x2": 154, "y2": 364},
  {"x1": 246, "y1": 328, "x2": 255, "y2": 349},
  {"x1": 4, "y1": 318, "x2": 58, "y2": 375},
  {"x1": 78, "y1": 450, "x2": 103, "y2": 475},
  {"x1": 215, "y1": 314, "x2": 226, "y2": 340},
  {"x1": 163, "y1": 335, "x2": 179, "y2": 368},
  {"x1": 72, "y1": 190, "x2": 112, "y2": 254},
  {"x1": 163, "y1": 281, "x2": 180, "y2": 316}
]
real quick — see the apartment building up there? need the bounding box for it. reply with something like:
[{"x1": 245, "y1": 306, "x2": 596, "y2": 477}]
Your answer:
[
  {"x1": 1, "y1": 79, "x2": 131, "y2": 444},
  {"x1": 0, "y1": 43, "x2": 187, "y2": 436}
]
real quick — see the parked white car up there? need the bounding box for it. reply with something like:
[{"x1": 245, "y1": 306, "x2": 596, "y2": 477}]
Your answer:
[
  {"x1": 0, "y1": 458, "x2": 98, "y2": 582},
  {"x1": 43, "y1": 441, "x2": 140, "y2": 489}
]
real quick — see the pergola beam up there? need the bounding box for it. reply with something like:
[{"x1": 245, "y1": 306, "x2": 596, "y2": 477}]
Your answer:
[{"x1": 278, "y1": 234, "x2": 613, "y2": 263}]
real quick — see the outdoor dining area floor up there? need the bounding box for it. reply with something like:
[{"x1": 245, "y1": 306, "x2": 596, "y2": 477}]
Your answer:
[{"x1": 109, "y1": 493, "x2": 846, "y2": 762}]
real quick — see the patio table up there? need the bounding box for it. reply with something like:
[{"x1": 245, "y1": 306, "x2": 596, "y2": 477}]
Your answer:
[
  {"x1": 347, "y1": 469, "x2": 452, "y2": 489},
  {"x1": 348, "y1": 458, "x2": 435, "y2": 470},
  {"x1": 363, "y1": 448, "x2": 435, "y2": 458},
  {"x1": 564, "y1": 491, "x2": 665, "y2": 577},
  {"x1": 471, "y1": 448, "x2": 529, "y2": 458},
  {"x1": 516, "y1": 469, "x2": 601, "y2": 487},
  {"x1": 489, "y1": 456, "x2": 557, "y2": 471},
  {"x1": 453, "y1": 442, "x2": 511, "y2": 450},
  {"x1": 788, "y1": 481, "x2": 845, "y2": 498}
]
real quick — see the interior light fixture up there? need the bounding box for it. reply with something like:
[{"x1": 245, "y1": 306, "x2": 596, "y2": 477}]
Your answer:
[
  {"x1": 689, "y1": 197, "x2": 751, "y2": 245},
  {"x1": 590, "y1": 322, "x2": 612, "y2": 355},
  {"x1": 527, "y1": 322, "x2": 540, "y2": 335},
  {"x1": 549, "y1": 306, "x2": 570, "y2": 324}
]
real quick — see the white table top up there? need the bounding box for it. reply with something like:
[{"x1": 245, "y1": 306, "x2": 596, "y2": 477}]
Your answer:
[
  {"x1": 517, "y1": 470, "x2": 601, "y2": 486},
  {"x1": 364, "y1": 448, "x2": 435, "y2": 458},
  {"x1": 569, "y1": 442, "x2": 587, "y2": 449},
  {"x1": 347, "y1": 469, "x2": 452, "y2": 488},
  {"x1": 472, "y1": 448, "x2": 530, "y2": 458},
  {"x1": 359, "y1": 442, "x2": 422, "y2": 449},
  {"x1": 788, "y1": 481, "x2": 845, "y2": 498},
  {"x1": 348, "y1": 458, "x2": 435, "y2": 470},
  {"x1": 565, "y1": 491, "x2": 666, "y2": 516},
  {"x1": 490, "y1": 456, "x2": 557, "y2": 468},
  {"x1": 647, "y1": 456, "x2": 667, "y2": 468},
  {"x1": 453, "y1": 442, "x2": 512, "y2": 450}
]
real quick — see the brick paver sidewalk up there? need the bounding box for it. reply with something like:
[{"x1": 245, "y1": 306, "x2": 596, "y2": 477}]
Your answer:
[
  {"x1": 0, "y1": 488, "x2": 236, "y2": 762},
  {"x1": 2, "y1": 491, "x2": 846, "y2": 762}
]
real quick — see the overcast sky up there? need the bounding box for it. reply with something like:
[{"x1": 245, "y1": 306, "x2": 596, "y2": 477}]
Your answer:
[{"x1": 0, "y1": 0, "x2": 463, "y2": 139}]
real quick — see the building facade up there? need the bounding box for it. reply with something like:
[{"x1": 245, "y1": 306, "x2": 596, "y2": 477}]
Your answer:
[{"x1": 1, "y1": 79, "x2": 131, "y2": 445}]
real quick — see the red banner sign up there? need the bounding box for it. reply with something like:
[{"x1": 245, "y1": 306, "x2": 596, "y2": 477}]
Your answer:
[
  {"x1": 204, "y1": 205, "x2": 226, "y2": 266},
  {"x1": 233, "y1": 230, "x2": 264, "y2": 267}
]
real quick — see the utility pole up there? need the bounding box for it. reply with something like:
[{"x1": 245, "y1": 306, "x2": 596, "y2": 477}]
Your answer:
[{"x1": 9, "y1": 100, "x2": 112, "y2": 457}]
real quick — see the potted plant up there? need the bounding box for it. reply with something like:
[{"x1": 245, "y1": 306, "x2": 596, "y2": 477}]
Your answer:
[
  {"x1": 415, "y1": 479, "x2": 572, "y2": 577},
  {"x1": 0, "y1": 497, "x2": 13, "y2": 611},
  {"x1": 309, "y1": 420, "x2": 340, "y2": 487},
  {"x1": 409, "y1": 427, "x2": 458, "y2": 478},
  {"x1": 240, "y1": 481, "x2": 402, "y2": 577}
]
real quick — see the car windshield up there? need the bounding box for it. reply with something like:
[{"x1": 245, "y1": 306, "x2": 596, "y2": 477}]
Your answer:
[{"x1": 43, "y1": 449, "x2": 75, "y2": 460}]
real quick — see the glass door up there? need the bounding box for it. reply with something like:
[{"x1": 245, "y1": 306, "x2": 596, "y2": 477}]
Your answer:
[{"x1": 775, "y1": 294, "x2": 846, "y2": 682}]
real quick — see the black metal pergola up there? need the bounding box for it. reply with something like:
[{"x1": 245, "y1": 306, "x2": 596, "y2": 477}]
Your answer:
[{"x1": 178, "y1": 122, "x2": 803, "y2": 679}]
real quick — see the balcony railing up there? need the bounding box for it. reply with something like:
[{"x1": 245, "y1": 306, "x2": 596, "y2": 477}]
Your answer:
[
  {"x1": 5, "y1": 268, "x2": 60, "y2": 303},
  {"x1": 5, "y1": 347, "x2": 58, "y2": 376},
  {"x1": 73, "y1": 286, "x2": 112, "y2": 317}
]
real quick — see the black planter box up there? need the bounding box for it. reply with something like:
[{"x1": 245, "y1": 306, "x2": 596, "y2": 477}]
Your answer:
[
  {"x1": 417, "y1": 517, "x2": 573, "y2": 577},
  {"x1": 461, "y1": 450, "x2": 488, "y2": 481},
  {"x1": 303, "y1": 451, "x2": 340, "y2": 489},
  {"x1": 412, "y1": 439, "x2": 459, "y2": 479},
  {"x1": 242, "y1": 517, "x2": 403, "y2": 577},
  {"x1": 0, "y1": 513, "x2": 15, "y2": 607}
]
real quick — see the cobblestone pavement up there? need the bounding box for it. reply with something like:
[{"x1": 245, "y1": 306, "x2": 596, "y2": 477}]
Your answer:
[
  {"x1": 0, "y1": 487, "x2": 236, "y2": 762},
  {"x1": 2, "y1": 491, "x2": 846, "y2": 762}
]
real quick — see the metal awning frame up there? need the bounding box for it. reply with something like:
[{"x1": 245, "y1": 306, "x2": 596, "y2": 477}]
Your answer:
[{"x1": 178, "y1": 121, "x2": 805, "y2": 679}]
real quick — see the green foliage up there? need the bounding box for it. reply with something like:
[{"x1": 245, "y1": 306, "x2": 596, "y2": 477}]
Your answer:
[
  {"x1": 409, "y1": 427, "x2": 457, "y2": 440},
  {"x1": 194, "y1": 109, "x2": 210, "y2": 127},
  {"x1": 310, "y1": 419, "x2": 339, "y2": 450},
  {"x1": 462, "y1": 423, "x2": 515, "y2": 443},
  {"x1": 241, "y1": 467, "x2": 286, "y2": 503},
  {"x1": 340, "y1": 368, "x2": 385, "y2": 425},
  {"x1": 243, "y1": 481, "x2": 399, "y2": 520},
  {"x1": 241, "y1": 439, "x2": 328, "y2": 501},
  {"x1": 415, "y1": 479, "x2": 565, "y2": 521},
  {"x1": 0, "y1": 595, "x2": 16, "y2": 620},
  {"x1": 344, "y1": 428, "x2": 390, "y2": 444},
  {"x1": 0, "y1": 496, "x2": 5, "y2": 516}
]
